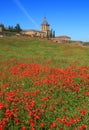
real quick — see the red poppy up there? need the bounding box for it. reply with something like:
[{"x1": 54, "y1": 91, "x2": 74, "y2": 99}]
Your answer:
[
  {"x1": 0, "y1": 103, "x2": 4, "y2": 110},
  {"x1": 0, "y1": 126, "x2": 3, "y2": 130},
  {"x1": 81, "y1": 109, "x2": 86, "y2": 116},
  {"x1": 40, "y1": 122, "x2": 44, "y2": 127},
  {"x1": 21, "y1": 127, "x2": 26, "y2": 130},
  {"x1": 50, "y1": 122, "x2": 56, "y2": 129}
]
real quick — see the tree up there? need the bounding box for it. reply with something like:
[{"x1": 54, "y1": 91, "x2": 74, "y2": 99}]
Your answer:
[
  {"x1": 46, "y1": 31, "x2": 49, "y2": 38},
  {"x1": 53, "y1": 30, "x2": 55, "y2": 38},
  {"x1": 15, "y1": 24, "x2": 22, "y2": 33},
  {"x1": 0, "y1": 24, "x2": 5, "y2": 31},
  {"x1": 49, "y1": 29, "x2": 55, "y2": 38},
  {"x1": 8, "y1": 26, "x2": 14, "y2": 32},
  {"x1": 50, "y1": 29, "x2": 53, "y2": 38}
]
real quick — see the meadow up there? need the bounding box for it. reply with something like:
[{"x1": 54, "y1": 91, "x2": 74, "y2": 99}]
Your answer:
[{"x1": 0, "y1": 37, "x2": 89, "y2": 130}]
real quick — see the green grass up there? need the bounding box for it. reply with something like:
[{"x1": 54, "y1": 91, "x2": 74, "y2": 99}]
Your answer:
[
  {"x1": 0, "y1": 37, "x2": 89, "y2": 68},
  {"x1": 0, "y1": 37, "x2": 89, "y2": 129}
]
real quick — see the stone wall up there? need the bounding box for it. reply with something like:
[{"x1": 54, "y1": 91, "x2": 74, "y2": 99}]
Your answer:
[
  {"x1": 51, "y1": 37, "x2": 71, "y2": 43},
  {"x1": 21, "y1": 30, "x2": 46, "y2": 38},
  {"x1": 0, "y1": 26, "x2": 3, "y2": 32}
]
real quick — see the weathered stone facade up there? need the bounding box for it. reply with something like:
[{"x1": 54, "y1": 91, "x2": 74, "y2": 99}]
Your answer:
[
  {"x1": 0, "y1": 25, "x2": 3, "y2": 32},
  {"x1": 21, "y1": 17, "x2": 50, "y2": 38},
  {"x1": 41, "y1": 17, "x2": 50, "y2": 36},
  {"x1": 21, "y1": 29, "x2": 46, "y2": 38}
]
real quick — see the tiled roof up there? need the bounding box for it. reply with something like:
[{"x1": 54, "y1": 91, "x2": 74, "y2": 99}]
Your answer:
[{"x1": 56, "y1": 35, "x2": 71, "y2": 39}]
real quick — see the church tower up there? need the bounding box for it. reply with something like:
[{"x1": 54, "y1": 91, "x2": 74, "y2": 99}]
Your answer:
[{"x1": 41, "y1": 17, "x2": 50, "y2": 37}]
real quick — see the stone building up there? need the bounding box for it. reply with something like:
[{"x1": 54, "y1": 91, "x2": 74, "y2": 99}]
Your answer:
[
  {"x1": 0, "y1": 25, "x2": 3, "y2": 37},
  {"x1": 0, "y1": 25, "x2": 3, "y2": 32},
  {"x1": 41, "y1": 17, "x2": 50, "y2": 36},
  {"x1": 21, "y1": 29, "x2": 46, "y2": 37},
  {"x1": 21, "y1": 17, "x2": 50, "y2": 38},
  {"x1": 52, "y1": 35, "x2": 71, "y2": 43}
]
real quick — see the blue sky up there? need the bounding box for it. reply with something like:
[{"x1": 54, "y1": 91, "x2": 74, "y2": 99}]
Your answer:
[{"x1": 0, "y1": 0, "x2": 89, "y2": 41}]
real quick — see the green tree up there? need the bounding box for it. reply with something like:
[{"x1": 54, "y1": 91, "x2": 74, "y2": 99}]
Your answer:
[
  {"x1": 0, "y1": 24, "x2": 5, "y2": 31},
  {"x1": 46, "y1": 31, "x2": 49, "y2": 38},
  {"x1": 50, "y1": 29, "x2": 53, "y2": 38},
  {"x1": 15, "y1": 24, "x2": 22, "y2": 33},
  {"x1": 53, "y1": 30, "x2": 55, "y2": 38},
  {"x1": 8, "y1": 26, "x2": 14, "y2": 32}
]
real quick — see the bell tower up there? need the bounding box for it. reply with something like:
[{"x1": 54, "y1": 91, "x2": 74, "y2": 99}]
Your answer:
[{"x1": 41, "y1": 17, "x2": 50, "y2": 36}]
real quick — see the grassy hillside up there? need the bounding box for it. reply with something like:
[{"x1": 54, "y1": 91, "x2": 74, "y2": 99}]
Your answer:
[
  {"x1": 0, "y1": 37, "x2": 89, "y2": 129},
  {"x1": 0, "y1": 37, "x2": 89, "y2": 68}
]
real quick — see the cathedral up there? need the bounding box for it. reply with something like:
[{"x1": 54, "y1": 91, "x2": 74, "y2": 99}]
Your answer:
[{"x1": 21, "y1": 17, "x2": 50, "y2": 37}]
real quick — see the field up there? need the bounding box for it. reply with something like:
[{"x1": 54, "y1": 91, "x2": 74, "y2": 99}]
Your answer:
[{"x1": 0, "y1": 37, "x2": 89, "y2": 130}]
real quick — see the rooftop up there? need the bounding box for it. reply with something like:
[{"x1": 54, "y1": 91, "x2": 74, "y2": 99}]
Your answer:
[
  {"x1": 41, "y1": 17, "x2": 50, "y2": 26},
  {"x1": 21, "y1": 29, "x2": 45, "y2": 33},
  {"x1": 56, "y1": 35, "x2": 71, "y2": 39}
]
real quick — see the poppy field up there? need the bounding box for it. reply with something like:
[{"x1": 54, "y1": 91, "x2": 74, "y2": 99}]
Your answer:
[{"x1": 0, "y1": 37, "x2": 89, "y2": 130}]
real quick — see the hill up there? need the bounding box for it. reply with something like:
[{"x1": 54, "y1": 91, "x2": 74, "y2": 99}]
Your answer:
[
  {"x1": 0, "y1": 37, "x2": 89, "y2": 129},
  {"x1": 0, "y1": 37, "x2": 89, "y2": 68}
]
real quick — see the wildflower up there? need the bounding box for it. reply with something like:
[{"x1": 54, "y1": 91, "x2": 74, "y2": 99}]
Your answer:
[
  {"x1": 29, "y1": 119, "x2": 35, "y2": 127},
  {"x1": 56, "y1": 118, "x2": 62, "y2": 123},
  {"x1": 14, "y1": 118, "x2": 19, "y2": 124},
  {"x1": 31, "y1": 128, "x2": 35, "y2": 130},
  {"x1": 50, "y1": 122, "x2": 56, "y2": 129},
  {"x1": 40, "y1": 122, "x2": 44, "y2": 127},
  {"x1": 24, "y1": 91, "x2": 30, "y2": 96},
  {"x1": 34, "y1": 114, "x2": 40, "y2": 120},
  {"x1": 79, "y1": 125, "x2": 88, "y2": 130},
  {"x1": 0, "y1": 126, "x2": 3, "y2": 130},
  {"x1": 74, "y1": 117, "x2": 81, "y2": 122},
  {"x1": 81, "y1": 109, "x2": 86, "y2": 116},
  {"x1": 75, "y1": 87, "x2": 79, "y2": 92},
  {"x1": 62, "y1": 115, "x2": 66, "y2": 121},
  {"x1": 63, "y1": 107, "x2": 66, "y2": 111},
  {"x1": 84, "y1": 92, "x2": 89, "y2": 96},
  {"x1": 49, "y1": 106, "x2": 53, "y2": 111},
  {"x1": 22, "y1": 126, "x2": 26, "y2": 130},
  {"x1": 30, "y1": 100, "x2": 35, "y2": 108},
  {"x1": 60, "y1": 128, "x2": 63, "y2": 130},
  {"x1": 77, "y1": 107, "x2": 81, "y2": 111},
  {"x1": 0, "y1": 103, "x2": 4, "y2": 110},
  {"x1": 64, "y1": 121, "x2": 71, "y2": 126}
]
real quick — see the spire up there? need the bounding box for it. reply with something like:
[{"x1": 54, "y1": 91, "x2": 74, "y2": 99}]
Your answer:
[
  {"x1": 41, "y1": 17, "x2": 49, "y2": 25},
  {"x1": 44, "y1": 17, "x2": 47, "y2": 23}
]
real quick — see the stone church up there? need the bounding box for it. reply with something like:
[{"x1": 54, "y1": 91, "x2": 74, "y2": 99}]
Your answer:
[{"x1": 21, "y1": 17, "x2": 50, "y2": 38}]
